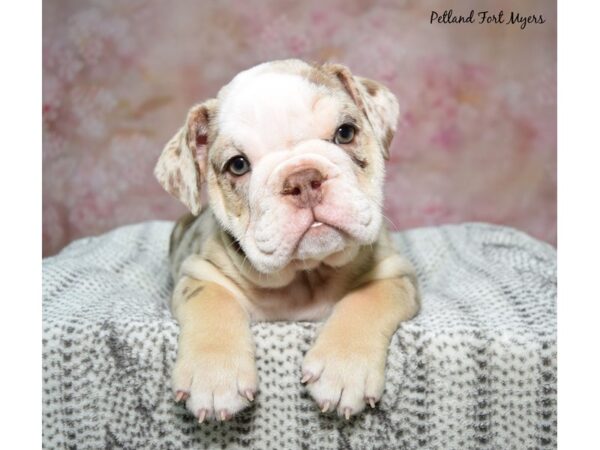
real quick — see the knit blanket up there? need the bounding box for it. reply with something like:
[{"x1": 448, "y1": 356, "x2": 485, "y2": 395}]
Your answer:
[{"x1": 42, "y1": 221, "x2": 557, "y2": 449}]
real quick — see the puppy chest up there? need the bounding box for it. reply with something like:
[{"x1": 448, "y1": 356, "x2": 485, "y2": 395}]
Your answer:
[{"x1": 247, "y1": 271, "x2": 341, "y2": 322}]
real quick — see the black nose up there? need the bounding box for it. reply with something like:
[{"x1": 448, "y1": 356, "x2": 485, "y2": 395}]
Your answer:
[{"x1": 281, "y1": 168, "x2": 325, "y2": 208}]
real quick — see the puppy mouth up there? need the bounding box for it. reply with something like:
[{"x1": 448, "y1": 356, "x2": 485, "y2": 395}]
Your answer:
[
  {"x1": 304, "y1": 219, "x2": 337, "y2": 236},
  {"x1": 304, "y1": 220, "x2": 350, "y2": 239},
  {"x1": 291, "y1": 218, "x2": 347, "y2": 259},
  {"x1": 302, "y1": 221, "x2": 336, "y2": 240}
]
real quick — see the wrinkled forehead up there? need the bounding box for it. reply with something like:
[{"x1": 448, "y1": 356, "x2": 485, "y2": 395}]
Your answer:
[{"x1": 215, "y1": 66, "x2": 355, "y2": 157}]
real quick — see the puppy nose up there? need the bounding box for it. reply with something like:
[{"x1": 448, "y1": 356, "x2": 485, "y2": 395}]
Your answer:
[{"x1": 281, "y1": 168, "x2": 325, "y2": 208}]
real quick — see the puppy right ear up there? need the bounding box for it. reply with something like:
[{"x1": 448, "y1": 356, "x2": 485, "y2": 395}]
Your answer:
[{"x1": 154, "y1": 100, "x2": 217, "y2": 215}]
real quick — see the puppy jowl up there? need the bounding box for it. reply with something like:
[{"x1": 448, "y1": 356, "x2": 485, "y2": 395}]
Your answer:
[{"x1": 155, "y1": 59, "x2": 420, "y2": 422}]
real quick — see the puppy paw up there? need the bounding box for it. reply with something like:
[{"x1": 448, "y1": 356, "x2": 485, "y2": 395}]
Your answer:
[
  {"x1": 172, "y1": 349, "x2": 258, "y2": 423},
  {"x1": 302, "y1": 342, "x2": 386, "y2": 419}
]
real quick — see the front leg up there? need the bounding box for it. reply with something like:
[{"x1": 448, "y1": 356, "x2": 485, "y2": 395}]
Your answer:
[
  {"x1": 171, "y1": 276, "x2": 257, "y2": 422},
  {"x1": 302, "y1": 276, "x2": 419, "y2": 418}
]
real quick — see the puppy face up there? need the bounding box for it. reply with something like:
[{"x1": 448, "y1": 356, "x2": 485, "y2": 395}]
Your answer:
[{"x1": 155, "y1": 60, "x2": 399, "y2": 274}]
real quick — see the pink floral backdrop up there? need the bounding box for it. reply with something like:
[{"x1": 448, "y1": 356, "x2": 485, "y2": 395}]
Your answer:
[{"x1": 43, "y1": 0, "x2": 556, "y2": 256}]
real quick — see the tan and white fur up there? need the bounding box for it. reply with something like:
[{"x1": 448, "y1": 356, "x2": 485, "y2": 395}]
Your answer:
[{"x1": 155, "y1": 59, "x2": 419, "y2": 423}]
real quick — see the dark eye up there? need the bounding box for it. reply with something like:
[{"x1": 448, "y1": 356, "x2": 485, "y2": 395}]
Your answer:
[
  {"x1": 226, "y1": 156, "x2": 251, "y2": 176},
  {"x1": 334, "y1": 124, "x2": 356, "y2": 145}
]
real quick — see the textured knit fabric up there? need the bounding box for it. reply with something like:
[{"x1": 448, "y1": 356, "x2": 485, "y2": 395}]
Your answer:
[{"x1": 42, "y1": 221, "x2": 557, "y2": 449}]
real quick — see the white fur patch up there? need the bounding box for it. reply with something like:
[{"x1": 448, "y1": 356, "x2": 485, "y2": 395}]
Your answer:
[{"x1": 218, "y1": 70, "x2": 336, "y2": 158}]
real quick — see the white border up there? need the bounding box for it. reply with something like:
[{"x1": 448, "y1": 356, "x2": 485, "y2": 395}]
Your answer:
[
  {"x1": 0, "y1": 1, "x2": 42, "y2": 448},
  {"x1": 557, "y1": 0, "x2": 600, "y2": 447}
]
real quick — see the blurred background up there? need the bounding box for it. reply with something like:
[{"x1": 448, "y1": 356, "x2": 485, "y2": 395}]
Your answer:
[{"x1": 42, "y1": 0, "x2": 556, "y2": 256}]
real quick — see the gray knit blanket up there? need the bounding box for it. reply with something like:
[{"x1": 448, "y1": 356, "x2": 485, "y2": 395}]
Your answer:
[{"x1": 42, "y1": 221, "x2": 556, "y2": 449}]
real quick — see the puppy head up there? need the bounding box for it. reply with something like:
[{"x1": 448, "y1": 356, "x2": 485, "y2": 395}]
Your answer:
[{"x1": 155, "y1": 59, "x2": 399, "y2": 274}]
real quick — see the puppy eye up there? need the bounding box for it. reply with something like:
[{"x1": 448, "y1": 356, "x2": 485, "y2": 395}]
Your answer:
[
  {"x1": 334, "y1": 124, "x2": 356, "y2": 145},
  {"x1": 226, "y1": 156, "x2": 251, "y2": 176}
]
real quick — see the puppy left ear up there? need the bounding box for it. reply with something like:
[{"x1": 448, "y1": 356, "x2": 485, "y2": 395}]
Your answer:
[
  {"x1": 154, "y1": 100, "x2": 217, "y2": 215},
  {"x1": 322, "y1": 63, "x2": 400, "y2": 160}
]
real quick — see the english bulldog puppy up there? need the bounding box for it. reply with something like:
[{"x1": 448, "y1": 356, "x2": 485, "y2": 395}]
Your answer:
[{"x1": 155, "y1": 59, "x2": 420, "y2": 423}]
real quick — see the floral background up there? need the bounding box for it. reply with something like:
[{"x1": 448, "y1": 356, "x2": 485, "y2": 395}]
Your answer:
[{"x1": 43, "y1": 0, "x2": 556, "y2": 256}]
